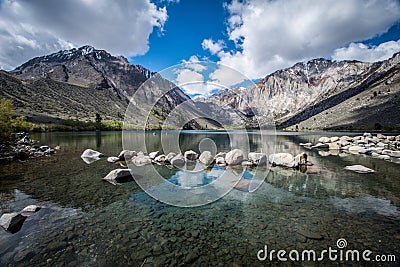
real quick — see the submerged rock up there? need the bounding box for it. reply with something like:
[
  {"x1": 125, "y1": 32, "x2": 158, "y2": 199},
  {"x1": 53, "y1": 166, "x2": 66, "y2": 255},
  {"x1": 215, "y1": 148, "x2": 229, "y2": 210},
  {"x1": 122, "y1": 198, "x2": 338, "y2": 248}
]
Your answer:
[
  {"x1": 20, "y1": 205, "x2": 42, "y2": 217},
  {"x1": 102, "y1": 169, "x2": 133, "y2": 185},
  {"x1": 299, "y1": 142, "x2": 313, "y2": 147},
  {"x1": 312, "y1": 143, "x2": 329, "y2": 149},
  {"x1": 170, "y1": 154, "x2": 185, "y2": 167},
  {"x1": 348, "y1": 146, "x2": 365, "y2": 154},
  {"x1": 378, "y1": 155, "x2": 391, "y2": 160},
  {"x1": 81, "y1": 149, "x2": 104, "y2": 164},
  {"x1": 0, "y1": 212, "x2": 27, "y2": 233},
  {"x1": 344, "y1": 165, "x2": 375, "y2": 174},
  {"x1": 269, "y1": 153, "x2": 298, "y2": 168},
  {"x1": 132, "y1": 155, "x2": 152, "y2": 166},
  {"x1": 21, "y1": 205, "x2": 41, "y2": 213},
  {"x1": 199, "y1": 151, "x2": 214, "y2": 166},
  {"x1": 390, "y1": 151, "x2": 400, "y2": 158},
  {"x1": 225, "y1": 149, "x2": 244, "y2": 165},
  {"x1": 297, "y1": 229, "x2": 323, "y2": 240}
]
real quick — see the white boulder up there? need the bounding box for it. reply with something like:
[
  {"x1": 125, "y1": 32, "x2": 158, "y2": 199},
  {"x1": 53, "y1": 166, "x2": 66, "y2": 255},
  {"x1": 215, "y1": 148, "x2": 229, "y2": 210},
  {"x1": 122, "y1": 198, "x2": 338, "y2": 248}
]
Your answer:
[
  {"x1": 107, "y1": 157, "x2": 120, "y2": 163},
  {"x1": 199, "y1": 151, "x2": 214, "y2": 166},
  {"x1": 344, "y1": 165, "x2": 374, "y2": 174},
  {"x1": 225, "y1": 149, "x2": 244, "y2": 165},
  {"x1": 171, "y1": 154, "x2": 185, "y2": 167},
  {"x1": 102, "y1": 169, "x2": 133, "y2": 185},
  {"x1": 318, "y1": 137, "x2": 331, "y2": 143},
  {"x1": 269, "y1": 153, "x2": 298, "y2": 168},
  {"x1": 0, "y1": 212, "x2": 26, "y2": 233},
  {"x1": 81, "y1": 149, "x2": 104, "y2": 164},
  {"x1": 149, "y1": 151, "x2": 159, "y2": 160}
]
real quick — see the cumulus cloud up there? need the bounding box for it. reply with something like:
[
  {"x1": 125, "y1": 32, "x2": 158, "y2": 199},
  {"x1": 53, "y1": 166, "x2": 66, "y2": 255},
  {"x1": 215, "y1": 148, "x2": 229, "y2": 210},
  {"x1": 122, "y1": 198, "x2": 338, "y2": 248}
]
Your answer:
[
  {"x1": 205, "y1": 0, "x2": 400, "y2": 81},
  {"x1": 201, "y1": 39, "x2": 225, "y2": 55},
  {"x1": 332, "y1": 39, "x2": 400, "y2": 62},
  {"x1": 0, "y1": 0, "x2": 167, "y2": 70},
  {"x1": 175, "y1": 68, "x2": 219, "y2": 97},
  {"x1": 181, "y1": 55, "x2": 207, "y2": 72},
  {"x1": 209, "y1": 64, "x2": 250, "y2": 88},
  {"x1": 174, "y1": 56, "x2": 220, "y2": 98}
]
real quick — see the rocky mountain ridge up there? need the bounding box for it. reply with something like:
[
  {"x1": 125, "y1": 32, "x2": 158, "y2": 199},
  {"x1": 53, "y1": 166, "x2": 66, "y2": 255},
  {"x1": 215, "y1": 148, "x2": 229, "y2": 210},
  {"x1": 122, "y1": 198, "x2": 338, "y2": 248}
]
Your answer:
[
  {"x1": 2, "y1": 45, "x2": 193, "y2": 127},
  {"x1": 1, "y1": 45, "x2": 399, "y2": 130},
  {"x1": 199, "y1": 52, "x2": 400, "y2": 130}
]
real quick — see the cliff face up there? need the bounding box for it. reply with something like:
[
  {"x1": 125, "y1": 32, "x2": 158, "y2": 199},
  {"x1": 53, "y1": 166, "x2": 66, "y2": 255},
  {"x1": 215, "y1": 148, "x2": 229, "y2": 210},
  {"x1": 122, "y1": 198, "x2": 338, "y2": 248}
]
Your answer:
[{"x1": 199, "y1": 53, "x2": 400, "y2": 129}]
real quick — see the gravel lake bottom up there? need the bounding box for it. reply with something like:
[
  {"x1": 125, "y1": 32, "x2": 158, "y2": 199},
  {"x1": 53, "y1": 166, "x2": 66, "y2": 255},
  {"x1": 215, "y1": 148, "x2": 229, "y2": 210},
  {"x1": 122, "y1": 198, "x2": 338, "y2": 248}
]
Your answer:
[{"x1": 0, "y1": 130, "x2": 399, "y2": 266}]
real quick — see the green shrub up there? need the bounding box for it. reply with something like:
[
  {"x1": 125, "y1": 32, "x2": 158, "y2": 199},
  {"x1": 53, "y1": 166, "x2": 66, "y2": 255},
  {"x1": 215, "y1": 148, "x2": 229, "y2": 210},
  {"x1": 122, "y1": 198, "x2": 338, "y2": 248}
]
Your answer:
[{"x1": 0, "y1": 98, "x2": 13, "y2": 138}]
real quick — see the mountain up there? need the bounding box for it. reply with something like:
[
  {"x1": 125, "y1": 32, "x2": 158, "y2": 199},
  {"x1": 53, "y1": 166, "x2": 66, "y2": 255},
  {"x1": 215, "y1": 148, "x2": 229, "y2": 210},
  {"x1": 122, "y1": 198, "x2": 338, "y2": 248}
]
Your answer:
[
  {"x1": 2, "y1": 45, "x2": 399, "y2": 130},
  {"x1": 2, "y1": 45, "x2": 192, "y2": 127},
  {"x1": 199, "y1": 52, "x2": 400, "y2": 130}
]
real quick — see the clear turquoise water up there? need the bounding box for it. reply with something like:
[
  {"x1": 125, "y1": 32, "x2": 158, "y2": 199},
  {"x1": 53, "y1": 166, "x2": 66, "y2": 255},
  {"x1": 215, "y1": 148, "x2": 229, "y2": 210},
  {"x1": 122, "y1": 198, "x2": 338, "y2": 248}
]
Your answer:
[{"x1": 0, "y1": 131, "x2": 399, "y2": 266}]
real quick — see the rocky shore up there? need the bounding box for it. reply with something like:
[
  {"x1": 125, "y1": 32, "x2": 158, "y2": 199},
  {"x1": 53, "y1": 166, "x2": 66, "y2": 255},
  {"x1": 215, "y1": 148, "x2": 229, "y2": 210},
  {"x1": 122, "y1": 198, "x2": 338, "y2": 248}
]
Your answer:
[{"x1": 0, "y1": 132, "x2": 59, "y2": 163}]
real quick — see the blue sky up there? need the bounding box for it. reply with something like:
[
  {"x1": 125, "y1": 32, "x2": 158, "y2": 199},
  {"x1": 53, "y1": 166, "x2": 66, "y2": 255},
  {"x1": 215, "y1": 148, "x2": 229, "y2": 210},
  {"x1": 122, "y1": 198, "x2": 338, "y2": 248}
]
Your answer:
[
  {"x1": 0, "y1": 0, "x2": 400, "y2": 97},
  {"x1": 133, "y1": 1, "x2": 400, "y2": 73},
  {"x1": 131, "y1": 0, "x2": 232, "y2": 71}
]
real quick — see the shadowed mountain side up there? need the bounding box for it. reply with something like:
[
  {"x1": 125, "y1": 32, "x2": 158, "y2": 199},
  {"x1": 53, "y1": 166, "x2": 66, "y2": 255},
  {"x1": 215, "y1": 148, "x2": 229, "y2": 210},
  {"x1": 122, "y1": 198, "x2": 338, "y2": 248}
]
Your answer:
[
  {"x1": 0, "y1": 71, "x2": 127, "y2": 122},
  {"x1": 295, "y1": 64, "x2": 400, "y2": 130}
]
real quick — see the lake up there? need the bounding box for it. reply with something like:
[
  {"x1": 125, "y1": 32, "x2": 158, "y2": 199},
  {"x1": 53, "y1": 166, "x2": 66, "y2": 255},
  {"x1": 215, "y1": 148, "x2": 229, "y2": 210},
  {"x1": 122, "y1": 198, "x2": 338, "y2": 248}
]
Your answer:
[{"x1": 0, "y1": 130, "x2": 399, "y2": 266}]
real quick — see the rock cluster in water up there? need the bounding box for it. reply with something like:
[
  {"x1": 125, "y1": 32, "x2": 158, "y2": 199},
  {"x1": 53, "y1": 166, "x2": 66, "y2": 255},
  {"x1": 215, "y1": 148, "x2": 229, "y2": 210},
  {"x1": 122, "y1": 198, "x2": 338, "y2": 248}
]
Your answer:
[
  {"x1": 102, "y1": 149, "x2": 310, "y2": 169},
  {"x1": 86, "y1": 148, "x2": 311, "y2": 184},
  {"x1": 301, "y1": 133, "x2": 400, "y2": 161},
  {"x1": 300, "y1": 132, "x2": 400, "y2": 173},
  {"x1": 0, "y1": 132, "x2": 59, "y2": 163}
]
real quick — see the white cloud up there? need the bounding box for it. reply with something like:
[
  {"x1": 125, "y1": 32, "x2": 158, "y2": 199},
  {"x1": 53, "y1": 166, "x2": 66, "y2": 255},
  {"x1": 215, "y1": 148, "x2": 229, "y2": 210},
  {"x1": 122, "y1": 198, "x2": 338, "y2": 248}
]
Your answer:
[
  {"x1": 201, "y1": 39, "x2": 225, "y2": 55},
  {"x1": 0, "y1": 0, "x2": 167, "y2": 70},
  {"x1": 209, "y1": 64, "x2": 249, "y2": 88},
  {"x1": 332, "y1": 39, "x2": 400, "y2": 62},
  {"x1": 175, "y1": 68, "x2": 219, "y2": 97},
  {"x1": 181, "y1": 55, "x2": 207, "y2": 72},
  {"x1": 206, "y1": 0, "x2": 400, "y2": 81},
  {"x1": 174, "y1": 57, "x2": 220, "y2": 98},
  {"x1": 175, "y1": 68, "x2": 204, "y2": 86}
]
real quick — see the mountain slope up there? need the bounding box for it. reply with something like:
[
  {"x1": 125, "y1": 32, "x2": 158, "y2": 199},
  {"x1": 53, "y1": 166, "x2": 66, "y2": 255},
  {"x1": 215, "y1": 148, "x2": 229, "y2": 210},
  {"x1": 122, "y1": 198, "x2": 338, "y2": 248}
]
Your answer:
[
  {"x1": 0, "y1": 70, "x2": 127, "y2": 122},
  {"x1": 3, "y1": 46, "x2": 193, "y2": 127},
  {"x1": 201, "y1": 52, "x2": 400, "y2": 130},
  {"x1": 293, "y1": 60, "x2": 400, "y2": 130}
]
